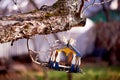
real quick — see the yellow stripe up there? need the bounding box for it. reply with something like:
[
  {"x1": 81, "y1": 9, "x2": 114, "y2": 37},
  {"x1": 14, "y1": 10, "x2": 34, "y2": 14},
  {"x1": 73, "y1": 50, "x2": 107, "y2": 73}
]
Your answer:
[{"x1": 56, "y1": 47, "x2": 76, "y2": 56}]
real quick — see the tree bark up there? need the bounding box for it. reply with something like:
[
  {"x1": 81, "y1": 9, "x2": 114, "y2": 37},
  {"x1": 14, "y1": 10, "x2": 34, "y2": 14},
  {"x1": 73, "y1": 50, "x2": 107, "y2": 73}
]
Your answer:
[{"x1": 0, "y1": 0, "x2": 86, "y2": 43}]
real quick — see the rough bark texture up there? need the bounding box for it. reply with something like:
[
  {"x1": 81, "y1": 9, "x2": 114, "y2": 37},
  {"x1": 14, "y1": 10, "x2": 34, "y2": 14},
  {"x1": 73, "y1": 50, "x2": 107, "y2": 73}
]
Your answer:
[{"x1": 0, "y1": 0, "x2": 86, "y2": 43}]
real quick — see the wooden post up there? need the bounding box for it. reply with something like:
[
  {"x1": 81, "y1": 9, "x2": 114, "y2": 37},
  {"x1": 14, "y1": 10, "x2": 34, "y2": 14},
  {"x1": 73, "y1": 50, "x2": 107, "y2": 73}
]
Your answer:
[{"x1": 68, "y1": 73, "x2": 72, "y2": 80}]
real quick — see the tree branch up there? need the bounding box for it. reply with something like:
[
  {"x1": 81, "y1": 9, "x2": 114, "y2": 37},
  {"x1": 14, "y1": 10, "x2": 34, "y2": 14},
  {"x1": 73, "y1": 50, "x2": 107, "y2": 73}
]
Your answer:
[
  {"x1": 82, "y1": 0, "x2": 112, "y2": 15},
  {"x1": 0, "y1": 0, "x2": 86, "y2": 43}
]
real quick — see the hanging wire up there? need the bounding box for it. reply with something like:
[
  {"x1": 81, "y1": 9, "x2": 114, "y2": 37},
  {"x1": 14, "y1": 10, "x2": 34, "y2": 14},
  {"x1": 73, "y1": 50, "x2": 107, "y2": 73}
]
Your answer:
[
  {"x1": 27, "y1": 38, "x2": 41, "y2": 65},
  {"x1": 27, "y1": 37, "x2": 51, "y2": 66}
]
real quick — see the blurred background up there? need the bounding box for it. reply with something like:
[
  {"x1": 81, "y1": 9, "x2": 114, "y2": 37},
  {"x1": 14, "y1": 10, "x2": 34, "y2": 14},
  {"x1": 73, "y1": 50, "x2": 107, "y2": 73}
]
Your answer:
[{"x1": 0, "y1": 0, "x2": 120, "y2": 80}]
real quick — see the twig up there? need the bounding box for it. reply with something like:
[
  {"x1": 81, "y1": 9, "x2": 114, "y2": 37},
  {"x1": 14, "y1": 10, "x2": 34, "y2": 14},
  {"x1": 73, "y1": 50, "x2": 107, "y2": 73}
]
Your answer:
[
  {"x1": 29, "y1": 0, "x2": 39, "y2": 10},
  {"x1": 11, "y1": 40, "x2": 15, "y2": 46},
  {"x1": 78, "y1": 0, "x2": 85, "y2": 17},
  {"x1": 27, "y1": 38, "x2": 30, "y2": 51},
  {"x1": 12, "y1": 0, "x2": 22, "y2": 13},
  {"x1": 100, "y1": 0, "x2": 110, "y2": 22},
  {"x1": 82, "y1": 0, "x2": 112, "y2": 15}
]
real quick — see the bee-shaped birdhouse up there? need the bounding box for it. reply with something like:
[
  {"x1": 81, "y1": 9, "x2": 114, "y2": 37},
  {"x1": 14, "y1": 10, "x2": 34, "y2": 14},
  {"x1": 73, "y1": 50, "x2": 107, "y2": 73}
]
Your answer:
[
  {"x1": 48, "y1": 37, "x2": 82, "y2": 73},
  {"x1": 27, "y1": 37, "x2": 82, "y2": 73}
]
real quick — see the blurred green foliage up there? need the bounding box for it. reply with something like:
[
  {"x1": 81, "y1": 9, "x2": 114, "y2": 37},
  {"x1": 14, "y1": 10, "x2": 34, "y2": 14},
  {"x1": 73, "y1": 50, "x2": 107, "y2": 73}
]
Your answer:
[
  {"x1": 33, "y1": 66, "x2": 120, "y2": 80},
  {"x1": 90, "y1": 10, "x2": 120, "y2": 22}
]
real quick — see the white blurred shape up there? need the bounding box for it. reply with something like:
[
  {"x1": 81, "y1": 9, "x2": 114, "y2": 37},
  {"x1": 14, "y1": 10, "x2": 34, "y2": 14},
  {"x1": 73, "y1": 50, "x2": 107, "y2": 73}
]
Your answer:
[
  {"x1": 71, "y1": 54, "x2": 76, "y2": 64},
  {"x1": 34, "y1": 0, "x2": 57, "y2": 8},
  {"x1": 110, "y1": 0, "x2": 118, "y2": 10},
  {"x1": 20, "y1": 0, "x2": 29, "y2": 8},
  {"x1": 0, "y1": 0, "x2": 11, "y2": 9},
  {"x1": 70, "y1": 18, "x2": 95, "y2": 34},
  {"x1": 8, "y1": 39, "x2": 34, "y2": 56},
  {"x1": 13, "y1": 5, "x2": 18, "y2": 10},
  {"x1": 44, "y1": 0, "x2": 57, "y2": 6},
  {"x1": 0, "y1": 42, "x2": 11, "y2": 58},
  {"x1": 58, "y1": 18, "x2": 95, "y2": 56}
]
